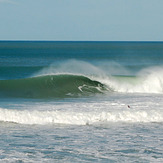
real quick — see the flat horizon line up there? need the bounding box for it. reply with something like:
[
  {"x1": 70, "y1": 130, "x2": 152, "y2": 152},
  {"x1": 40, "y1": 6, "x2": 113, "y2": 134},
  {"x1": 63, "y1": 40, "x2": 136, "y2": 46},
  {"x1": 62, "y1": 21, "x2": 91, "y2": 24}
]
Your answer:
[{"x1": 0, "y1": 40, "x2": 163, "y2": 43}]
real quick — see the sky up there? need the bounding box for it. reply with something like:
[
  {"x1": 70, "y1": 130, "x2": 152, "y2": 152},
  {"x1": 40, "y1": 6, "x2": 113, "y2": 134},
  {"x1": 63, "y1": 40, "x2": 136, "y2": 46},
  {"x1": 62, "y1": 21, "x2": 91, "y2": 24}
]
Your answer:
[{"x1": 0, "y1": 0, "x2": 163, "y2": 41}]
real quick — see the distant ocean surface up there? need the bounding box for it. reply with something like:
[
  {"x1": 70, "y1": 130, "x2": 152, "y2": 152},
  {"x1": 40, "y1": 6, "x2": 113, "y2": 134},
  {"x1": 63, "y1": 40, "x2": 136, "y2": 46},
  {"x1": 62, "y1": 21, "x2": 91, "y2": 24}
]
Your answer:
[{"x1": 0, "y1": 41, "x2": 163, "y2": 162}]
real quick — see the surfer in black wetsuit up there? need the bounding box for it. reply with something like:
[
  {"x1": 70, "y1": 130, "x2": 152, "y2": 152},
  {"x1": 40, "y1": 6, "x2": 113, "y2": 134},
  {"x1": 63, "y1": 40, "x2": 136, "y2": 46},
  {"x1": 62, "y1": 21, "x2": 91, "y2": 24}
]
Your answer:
[{"x1": 127, "y1": 105, "x2": 130, "y2": 108}]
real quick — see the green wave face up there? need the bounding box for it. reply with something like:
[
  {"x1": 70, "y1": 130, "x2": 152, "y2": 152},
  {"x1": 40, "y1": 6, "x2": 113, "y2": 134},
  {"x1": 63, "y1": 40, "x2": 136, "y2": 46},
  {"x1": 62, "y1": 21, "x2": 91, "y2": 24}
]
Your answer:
[{"x1": 0, "y1": 75, "x2": 106, "y2": 98}]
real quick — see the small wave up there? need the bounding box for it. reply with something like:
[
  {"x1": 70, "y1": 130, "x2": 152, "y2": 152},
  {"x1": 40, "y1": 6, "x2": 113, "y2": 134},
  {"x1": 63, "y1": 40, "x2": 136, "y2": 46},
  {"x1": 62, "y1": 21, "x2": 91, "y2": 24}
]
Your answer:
[
  {"x1": 0, "y1": 74, "x2": 107, "y2": 98},
  {"x1": 0, "y1": 108, "x2": 162, "y2": 125}
]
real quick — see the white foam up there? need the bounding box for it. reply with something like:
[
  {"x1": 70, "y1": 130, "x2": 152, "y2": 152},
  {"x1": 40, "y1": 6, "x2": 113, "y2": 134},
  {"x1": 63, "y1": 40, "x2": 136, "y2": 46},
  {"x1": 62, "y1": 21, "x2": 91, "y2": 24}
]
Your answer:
[
  {"x1": 0, "y1": 107, "x2": 162, "y2": 125},
  {"x1": 96, "y1": 66, "x2": 163, "y2": 94}
]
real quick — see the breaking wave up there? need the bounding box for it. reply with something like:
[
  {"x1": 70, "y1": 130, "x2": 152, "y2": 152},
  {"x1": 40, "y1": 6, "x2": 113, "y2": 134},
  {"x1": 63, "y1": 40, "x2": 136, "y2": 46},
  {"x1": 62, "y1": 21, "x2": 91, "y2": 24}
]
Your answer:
[
  {"x1": 0, "y1": 107, "x2": 162, "y2": 125},
  {"x1": 1, "y1": 59, "x2": 163, "y2": 99}
]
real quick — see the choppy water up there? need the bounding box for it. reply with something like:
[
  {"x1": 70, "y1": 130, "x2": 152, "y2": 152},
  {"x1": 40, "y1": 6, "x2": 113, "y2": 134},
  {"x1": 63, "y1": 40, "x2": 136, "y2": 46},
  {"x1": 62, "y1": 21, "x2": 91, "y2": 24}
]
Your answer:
[{"x1": 0, "y1": 41, "x2": 163, "y2": 162}]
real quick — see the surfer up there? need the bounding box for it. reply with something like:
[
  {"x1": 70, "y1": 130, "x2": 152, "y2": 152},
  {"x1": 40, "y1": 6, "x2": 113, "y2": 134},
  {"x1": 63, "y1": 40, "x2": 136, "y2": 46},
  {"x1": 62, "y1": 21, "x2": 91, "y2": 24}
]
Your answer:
[{"x1": 127, "y1": 105, "x2": 131, "y2": 108}]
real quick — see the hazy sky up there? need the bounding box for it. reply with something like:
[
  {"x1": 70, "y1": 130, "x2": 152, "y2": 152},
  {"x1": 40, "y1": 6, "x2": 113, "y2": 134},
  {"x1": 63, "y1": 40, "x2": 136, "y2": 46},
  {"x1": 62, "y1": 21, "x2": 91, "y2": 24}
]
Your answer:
[{"x1": 0, "y1": 0, "x2": 163, "y2": 41}]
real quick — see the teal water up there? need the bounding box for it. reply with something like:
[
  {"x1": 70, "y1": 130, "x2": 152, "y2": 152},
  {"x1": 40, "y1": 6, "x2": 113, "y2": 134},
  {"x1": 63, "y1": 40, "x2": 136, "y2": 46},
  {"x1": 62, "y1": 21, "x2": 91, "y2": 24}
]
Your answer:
[{"x1": 0, "y1": 41, "x2": 163, "y2": 162}]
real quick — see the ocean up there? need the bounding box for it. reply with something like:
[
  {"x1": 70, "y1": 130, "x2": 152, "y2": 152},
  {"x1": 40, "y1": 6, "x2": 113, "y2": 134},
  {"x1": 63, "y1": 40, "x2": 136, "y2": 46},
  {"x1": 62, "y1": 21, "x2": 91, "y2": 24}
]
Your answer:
[{"x1": 0, "y1": 41, "x2": 163, "y2": 162}]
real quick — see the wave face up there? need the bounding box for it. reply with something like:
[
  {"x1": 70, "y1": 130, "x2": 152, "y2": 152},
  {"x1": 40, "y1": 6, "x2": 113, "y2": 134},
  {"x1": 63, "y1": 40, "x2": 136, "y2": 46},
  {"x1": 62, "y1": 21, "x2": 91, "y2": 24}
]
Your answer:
[{"x1": 0, "y1": 74, "x2": 106, "y2": 98}]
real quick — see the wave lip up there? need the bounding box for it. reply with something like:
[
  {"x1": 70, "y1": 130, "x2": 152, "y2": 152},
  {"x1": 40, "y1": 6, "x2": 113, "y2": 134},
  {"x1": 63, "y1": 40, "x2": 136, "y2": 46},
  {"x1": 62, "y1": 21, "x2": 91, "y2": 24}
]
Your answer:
[{"x1": 0, "y1": 74, "x2": 107, "y2": 98}]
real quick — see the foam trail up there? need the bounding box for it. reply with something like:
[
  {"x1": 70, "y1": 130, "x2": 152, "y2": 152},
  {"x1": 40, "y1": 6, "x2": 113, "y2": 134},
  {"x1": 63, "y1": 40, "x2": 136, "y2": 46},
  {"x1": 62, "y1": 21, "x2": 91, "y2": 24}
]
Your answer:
[{"x1": 0, "y1": 108, "x2": 162, "y2": 125}]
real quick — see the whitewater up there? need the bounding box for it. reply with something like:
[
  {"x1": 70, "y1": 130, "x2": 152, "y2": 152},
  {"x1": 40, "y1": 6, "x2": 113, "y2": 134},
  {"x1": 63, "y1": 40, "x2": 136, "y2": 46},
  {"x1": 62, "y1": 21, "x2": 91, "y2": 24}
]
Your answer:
[{"x1": 0, "y1": 41, "x2": 163, "y2": 162}]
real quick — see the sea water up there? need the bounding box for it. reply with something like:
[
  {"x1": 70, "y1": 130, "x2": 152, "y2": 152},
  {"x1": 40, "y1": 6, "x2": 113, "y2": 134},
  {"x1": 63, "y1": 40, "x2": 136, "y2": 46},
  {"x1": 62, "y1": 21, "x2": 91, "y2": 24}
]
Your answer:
[{"x1": 0, "y1": 41, "x2": 163, "y2": 162}]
